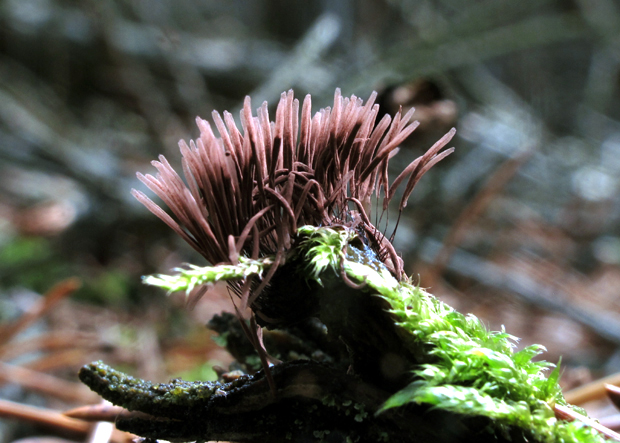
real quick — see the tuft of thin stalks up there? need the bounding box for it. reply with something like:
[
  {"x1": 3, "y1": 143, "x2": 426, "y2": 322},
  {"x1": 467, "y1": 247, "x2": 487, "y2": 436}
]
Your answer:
[
  {"x1": 133, "y1": 89, "x2": 455, "y2": 311},
  {"x1": 134, "y1": 88, "x2": 455, "y2": 397}
]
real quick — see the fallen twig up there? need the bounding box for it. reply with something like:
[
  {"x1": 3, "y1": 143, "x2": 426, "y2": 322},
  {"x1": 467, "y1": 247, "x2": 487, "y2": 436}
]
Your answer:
[
  {"x1": 0, "y1": 361, "x2": 98, "y2": 404},
  {"x1": 0, "y1": 278, "x2": 81, "y2": 348},
  {"x1": 555, "y1": 404, "x2": 620, "y2": 441},
  {"x1": 424, "y1": 150, "x2": 532, "y2": 288},
  {"x1": 64, "y1": 403, "x2": 129, "y2": 422},
  {"x1": 564, "y1": 376, "x2": 620, "y2": 405},
  {"x1": 0, "y1": 399, "x2": 133, "y2": 443}
]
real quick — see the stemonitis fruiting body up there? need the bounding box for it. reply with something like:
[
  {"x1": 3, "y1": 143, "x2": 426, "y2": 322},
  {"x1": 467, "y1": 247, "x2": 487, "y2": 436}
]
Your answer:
[{"x1": 133, "y1": 89, "x2": 455, "y2": 323}]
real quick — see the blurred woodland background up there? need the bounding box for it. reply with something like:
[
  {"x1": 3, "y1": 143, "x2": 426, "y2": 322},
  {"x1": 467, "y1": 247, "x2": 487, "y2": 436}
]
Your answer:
[{"x1": 2, "y1": 0, "x2": 620, "y2": 441}]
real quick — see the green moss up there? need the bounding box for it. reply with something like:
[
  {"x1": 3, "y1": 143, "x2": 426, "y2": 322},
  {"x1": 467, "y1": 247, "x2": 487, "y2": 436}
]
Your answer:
[
  {"x1": 142, "y1": 225, "x2": 607, "y2": 442},
  {"x1": 142, "y1": 256, "x2": 274, "y2": 295},
  {"x1": 297, "y1": 226, "x2": 607, "y2": 442}
]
